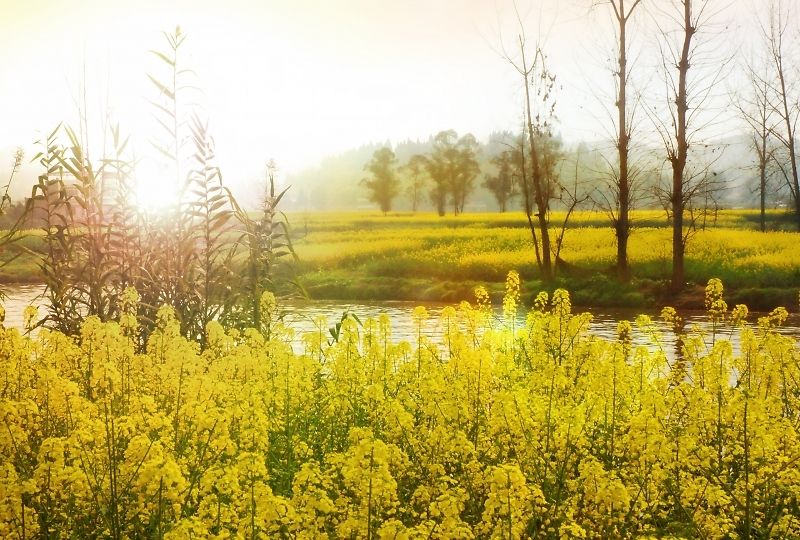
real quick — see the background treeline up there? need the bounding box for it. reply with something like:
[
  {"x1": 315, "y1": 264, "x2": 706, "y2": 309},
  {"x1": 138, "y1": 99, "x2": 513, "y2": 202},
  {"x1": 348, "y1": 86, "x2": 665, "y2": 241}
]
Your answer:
[{"x1": 284, "y1": 132, "x2": 781, "y2": 213}]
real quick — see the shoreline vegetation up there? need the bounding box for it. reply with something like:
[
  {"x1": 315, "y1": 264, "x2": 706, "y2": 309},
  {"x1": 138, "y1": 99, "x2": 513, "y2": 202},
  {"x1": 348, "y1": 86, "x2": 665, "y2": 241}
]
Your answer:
[{"x1": 3, "y1": 209, "x2": 799, "y2": 311}]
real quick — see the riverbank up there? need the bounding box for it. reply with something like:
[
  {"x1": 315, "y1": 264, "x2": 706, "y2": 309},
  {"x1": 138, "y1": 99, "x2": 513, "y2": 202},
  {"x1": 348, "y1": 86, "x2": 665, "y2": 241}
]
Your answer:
[
  {"x1": 3, "y1": 210, "x2": 799, "y2": 311},
  {"x1": 3, "y1": 272, "x2": 796, "y2": 312},
  {"x1": 299, "y1": 272, "x2": 798, "y2": 312},
  {"x1": 292, "y1": 210, "x2": 800, "y2": 310}
]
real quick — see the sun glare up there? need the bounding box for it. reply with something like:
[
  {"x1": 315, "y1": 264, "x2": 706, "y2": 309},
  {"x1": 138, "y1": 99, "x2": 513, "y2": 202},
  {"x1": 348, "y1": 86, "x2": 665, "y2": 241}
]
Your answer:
[{"x1": 133, "y1": 161, "x2": 179, "y2": 212}]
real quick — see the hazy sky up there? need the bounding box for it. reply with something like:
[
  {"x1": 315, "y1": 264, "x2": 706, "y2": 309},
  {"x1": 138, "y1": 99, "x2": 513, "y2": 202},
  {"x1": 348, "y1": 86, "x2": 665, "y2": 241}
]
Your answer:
[{"x1": 0, "y1": 0, "x2": 759, "y2": 203}]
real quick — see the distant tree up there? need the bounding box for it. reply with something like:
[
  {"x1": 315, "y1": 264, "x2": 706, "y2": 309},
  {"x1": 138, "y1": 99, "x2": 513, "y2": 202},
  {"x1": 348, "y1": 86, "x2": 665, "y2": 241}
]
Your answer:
[
  {"x1": 760, "y1": 1, "x2": 800, "y2": 229},
  {"x1": 362, "y1": 147, "x2": 400, "y2": 214},
  {"x1": 483, "y1": 149, "x2": 519, "y2": 212},
  {"x1": 417, "y1": 130, "x2": 480, "y2": 216},
  {"x1": 449, "y1": 133, "x2": 481, "y2": 214},
  {"x1": 423, "y1": 156, "x2": 448, "y2": 216},
  {"x1": 401, "y1": 154, "x2": 427, "y2": 212},
  {"x1": 735, "y1": 57, "x2": 779, "y2": 232}
]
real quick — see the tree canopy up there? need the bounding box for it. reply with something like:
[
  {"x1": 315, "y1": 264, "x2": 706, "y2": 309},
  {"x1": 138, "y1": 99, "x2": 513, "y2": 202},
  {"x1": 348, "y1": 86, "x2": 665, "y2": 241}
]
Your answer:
[{"x1": 362, "y1": 147, "x2": 400, "y2": 214}]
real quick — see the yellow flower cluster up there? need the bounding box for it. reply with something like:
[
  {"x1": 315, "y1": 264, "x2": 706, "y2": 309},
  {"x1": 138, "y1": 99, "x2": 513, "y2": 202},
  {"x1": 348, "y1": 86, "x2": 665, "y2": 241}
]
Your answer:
[{"x1": 1, "y1": 276, "x2": 799, "y2": 538}]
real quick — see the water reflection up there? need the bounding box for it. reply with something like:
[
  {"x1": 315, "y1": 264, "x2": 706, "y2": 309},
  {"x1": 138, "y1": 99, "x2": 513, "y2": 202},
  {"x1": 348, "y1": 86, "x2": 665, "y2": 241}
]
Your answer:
[
  {"x1": 279, "y1": 300, "x2": 800, "y2": 360},
  {"x1": 1, "y1": 284, "x2": 47, "y2": 330},
  {"x1": 3, "y1": 285, "x2": 799, "y2": 360}
]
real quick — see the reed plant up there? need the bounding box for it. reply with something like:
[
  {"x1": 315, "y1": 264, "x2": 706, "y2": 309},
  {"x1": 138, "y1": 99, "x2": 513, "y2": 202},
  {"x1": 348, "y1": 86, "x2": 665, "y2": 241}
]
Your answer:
[
  {"x1": 225, "y1": 160, "x2": 302, "y2": 338},
  {"x1": 0, "y1": 147, "x2": 25, "y2": 298},
  {"x1": 22, "y1": 27, "x2": 298, "y2": 345}
]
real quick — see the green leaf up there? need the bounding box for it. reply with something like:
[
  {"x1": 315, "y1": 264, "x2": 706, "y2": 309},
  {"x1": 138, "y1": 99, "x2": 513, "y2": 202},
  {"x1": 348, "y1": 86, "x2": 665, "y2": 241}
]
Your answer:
[
  {"x1": 149, "y1": 49, "x2": 176, "y2": 66},
  {"x1": 147, "y1": 74, "x2": 175, "y2": 99}
]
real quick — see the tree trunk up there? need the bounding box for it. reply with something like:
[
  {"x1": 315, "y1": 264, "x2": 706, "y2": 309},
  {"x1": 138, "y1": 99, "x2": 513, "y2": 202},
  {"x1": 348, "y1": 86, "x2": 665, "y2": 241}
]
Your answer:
[
  {"x1": 671, "y1": 163, "x2": 685, "y2": 290},
  {"x1": 671, "y1": 0, "x2": 693, "y2": 292},
  {"x1": 436, "y1": 187, "x2": 446, "y2": 216},
  {"x1": 522, "y1": 77, "x2": 553, "y2": 280},
  {"x1": 776, "y1": 61, "x2": 800, "y2": 229},
  {"x1": 760, "y1": 175, "x2": 766, "y2": 231},
  {"x1": 519, "y1": 133, "x2": 543, "y2": 273},
  {"x1": 759, "y1": 139, "x2": 767, "y2": 232},
  {"x1": 616, "y1": 0, "x2": 631, "y2": 282}
]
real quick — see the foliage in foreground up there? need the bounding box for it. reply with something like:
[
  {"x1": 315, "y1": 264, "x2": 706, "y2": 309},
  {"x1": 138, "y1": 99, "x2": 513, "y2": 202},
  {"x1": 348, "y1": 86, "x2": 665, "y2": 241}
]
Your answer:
[
  {"x1": 1, "y1": 277, "x2": 799, "y2": 538},
  {"x1": 14, "y1": 28, "x2": 300, "y2": 342}
]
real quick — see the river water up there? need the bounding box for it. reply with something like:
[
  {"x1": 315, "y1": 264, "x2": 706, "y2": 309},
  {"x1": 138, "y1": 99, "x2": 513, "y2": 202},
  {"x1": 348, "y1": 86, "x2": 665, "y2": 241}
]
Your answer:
[{"x1": 3, "y1": 285, "x2": 800, "y2": 356}]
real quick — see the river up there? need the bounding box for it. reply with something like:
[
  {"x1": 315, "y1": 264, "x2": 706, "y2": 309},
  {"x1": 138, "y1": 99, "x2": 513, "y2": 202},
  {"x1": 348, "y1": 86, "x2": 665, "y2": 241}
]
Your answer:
[{"x1": 3, "y1": 285, "x2": 800, "y2": 356}]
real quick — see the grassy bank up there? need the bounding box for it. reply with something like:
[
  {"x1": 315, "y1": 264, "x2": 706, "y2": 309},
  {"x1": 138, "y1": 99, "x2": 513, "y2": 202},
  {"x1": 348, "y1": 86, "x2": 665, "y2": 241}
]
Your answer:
[
  {"x1": 290, "y1": 210, "x2": 800, "y2": 309},
  {"x1": 3, "y1": 210, "x2": 800, "y2": 309},
  {"x1": 0, "y1": 230, "x2": 48, "y2": 284}
]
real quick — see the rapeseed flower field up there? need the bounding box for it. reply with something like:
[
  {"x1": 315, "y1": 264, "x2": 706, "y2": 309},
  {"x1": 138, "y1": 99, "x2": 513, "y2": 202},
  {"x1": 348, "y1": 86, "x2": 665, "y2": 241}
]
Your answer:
[
  {"x1": 5, "y1": 211, "x2": 800, "y2": 307},
  {"x1": 293, "y1": 212, "x2": 800, "y2": 288},
  {"x1": 1, "y1": 277, "x2": 798, "y2": 538}
]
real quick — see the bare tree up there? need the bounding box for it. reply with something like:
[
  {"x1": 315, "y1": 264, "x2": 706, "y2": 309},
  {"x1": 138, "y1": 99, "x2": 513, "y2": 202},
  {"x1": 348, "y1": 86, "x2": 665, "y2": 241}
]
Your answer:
[
  {"x1": 552, "y1": 147, "x2": 593, "y2": 267},
  {"x1": 651, "y1": 0, "x2": 728, "y2": 291},
  {"x1": 591, "y1": 0, "x2": 645, "y2": 281},
  {"x1": 501, "y1": 10, "x2": 559, "y2": 280},
  {"x1": 735, "y1": 58, "x2": 779, "y2": 232},
  {"x1": 760, "y1": 0, "x2": 800, "y2": 229}
]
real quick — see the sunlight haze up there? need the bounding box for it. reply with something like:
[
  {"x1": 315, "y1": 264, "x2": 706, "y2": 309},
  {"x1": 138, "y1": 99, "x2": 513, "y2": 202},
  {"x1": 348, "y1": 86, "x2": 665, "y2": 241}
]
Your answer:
[{"x1": 1, "y1": 0, "x2": 753, "y2": 201}]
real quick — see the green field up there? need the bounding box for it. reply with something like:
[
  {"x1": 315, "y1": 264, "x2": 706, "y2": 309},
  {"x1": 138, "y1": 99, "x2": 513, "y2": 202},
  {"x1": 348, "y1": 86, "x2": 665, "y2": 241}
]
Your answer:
[{"x1": 3, "y1": 209, "x2": 800, "y2": 309}]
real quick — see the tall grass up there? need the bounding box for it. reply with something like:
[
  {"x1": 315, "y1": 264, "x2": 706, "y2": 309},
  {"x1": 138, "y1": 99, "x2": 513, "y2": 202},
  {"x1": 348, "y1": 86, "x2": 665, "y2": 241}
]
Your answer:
[
  {"x1": 0, "y1": 148, "x2": 26, "y2": 297},
  {"x1": 21, "y1": 28, "x2": 299, "y2": 343}
]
